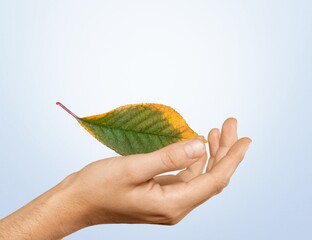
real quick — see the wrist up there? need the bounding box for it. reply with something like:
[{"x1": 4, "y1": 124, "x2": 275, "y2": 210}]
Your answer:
[
  {"x1": 46, "y1": 172, "x2": 92, "y2": 238},
  {"x1": 0, "y1": 172, "x2": 90, "y2": 240}
]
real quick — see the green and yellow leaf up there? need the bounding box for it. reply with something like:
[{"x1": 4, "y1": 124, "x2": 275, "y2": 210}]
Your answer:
[{"x1": 57, "y1": 102, "x2": 199, "y2": 156}]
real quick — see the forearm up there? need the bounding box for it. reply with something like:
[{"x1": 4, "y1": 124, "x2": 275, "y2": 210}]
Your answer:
[{"x1": 0, "y1": 174, "x2": 88, "y2": 240}]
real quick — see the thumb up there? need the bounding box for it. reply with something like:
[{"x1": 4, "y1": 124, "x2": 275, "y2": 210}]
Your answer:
[{"x1": 125, "y1": 138, "x2": 206, "y2": 183}]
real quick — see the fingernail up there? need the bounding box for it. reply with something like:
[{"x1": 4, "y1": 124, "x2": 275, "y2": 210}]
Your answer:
[{"x1": 184, "y1": 139, "x2": 205, "y2": 158}]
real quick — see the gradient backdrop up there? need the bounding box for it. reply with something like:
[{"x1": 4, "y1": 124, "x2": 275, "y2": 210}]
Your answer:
[{"x1": 1, "y1": 0, "x2": 311, "y2": 239}]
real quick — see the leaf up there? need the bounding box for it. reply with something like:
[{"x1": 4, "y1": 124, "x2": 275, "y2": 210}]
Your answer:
[{"x1": 56, "y1": 102, "x2": 199, "y2": 156}]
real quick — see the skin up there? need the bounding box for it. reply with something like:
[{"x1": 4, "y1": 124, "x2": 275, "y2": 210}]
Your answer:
[{"x1": 0, "y1": 118, "x2": 251, "y2": 240}]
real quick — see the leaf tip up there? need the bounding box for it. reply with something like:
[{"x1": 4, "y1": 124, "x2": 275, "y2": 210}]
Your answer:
[
  {"x1": 56, "y1": 102, "x2": 79, "y2": 119},
  {"x1": 197, "y1": 135, "x2": 208, "y2": 143}
]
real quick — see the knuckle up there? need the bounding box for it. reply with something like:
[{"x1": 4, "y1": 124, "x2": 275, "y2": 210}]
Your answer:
[
  {"x1": 157, "y1": 199, "x2": 182, "y2": 225},
  {"x1": 216, "y1": 179, "x2": 229, "y2": 194},
  {"x1": 163, "y1": 209, "x2": 180, "y2": 225},
  {"x1": 165, "y1": 217, "x2": 181, "y2": 226},
  {"x1": 215, "y1": 181, "x2": 227, "y2": 194},
  {"x1": 160, "y1": 148, "x2": 180, "y2": 170},
  {"x1": 210, "y1": 174, "x2": 230, "y2": 194}
]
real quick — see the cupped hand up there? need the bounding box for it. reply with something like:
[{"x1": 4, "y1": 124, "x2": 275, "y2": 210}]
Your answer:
[{"x1": 64, "y1": 118, "x2": 251, "y2": 229}]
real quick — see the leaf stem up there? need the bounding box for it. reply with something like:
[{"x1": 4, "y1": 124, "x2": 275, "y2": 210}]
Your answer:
[{"x1": 56, "y1": 102, "x2": 79, "y2": 119}]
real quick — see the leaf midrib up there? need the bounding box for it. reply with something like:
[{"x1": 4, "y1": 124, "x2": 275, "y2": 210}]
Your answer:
[{"x1": 80, "y1": 120, "x2": 182, "y2": 139}]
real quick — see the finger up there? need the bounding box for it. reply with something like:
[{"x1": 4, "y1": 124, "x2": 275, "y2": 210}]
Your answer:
[
  {"x1": 124, "y1": 138, "x2": 206, "y2": 183},
  {"x1": 186, "y1": 136, "x2": 208, "y2": 177},
  {"x1": 214, "y1": 118, "x2": 238, "y2": 164},
  {"x1": 208, "y1": 129, "x2": 220, "y2": 157},
  {"x1": 154, "y1": 150, "x2": 207, "y2": 185},
  {"x1": 220, "y1": 118, "x2": 238, "y2": 148},
  {"x1": 177, "y1": 150, "x2": 207, "y2": 181},
  {"x1": 209, "y1": 137, "x2": 251, "y2": 181},
  {"x1": 206, "y1": 128, "x2": 220, "y2": 171},
  {"x1": 176, "y1": 137, "x2": 251, "y2": 207}
]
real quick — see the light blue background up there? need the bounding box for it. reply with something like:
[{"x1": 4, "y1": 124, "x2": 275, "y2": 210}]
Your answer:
[{"x1": 1, "y1": 0, "x2": 311, "y2": 239}]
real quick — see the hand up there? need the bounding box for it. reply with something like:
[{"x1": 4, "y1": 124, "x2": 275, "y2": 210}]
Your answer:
[{"x1": 0, "y1": 118, "x2": 251, "y2": 240}]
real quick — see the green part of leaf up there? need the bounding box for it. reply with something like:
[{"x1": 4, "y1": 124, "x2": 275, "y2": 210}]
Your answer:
[{"x1": 77, "y1": 105, "x2": 182, "y2": 155}]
